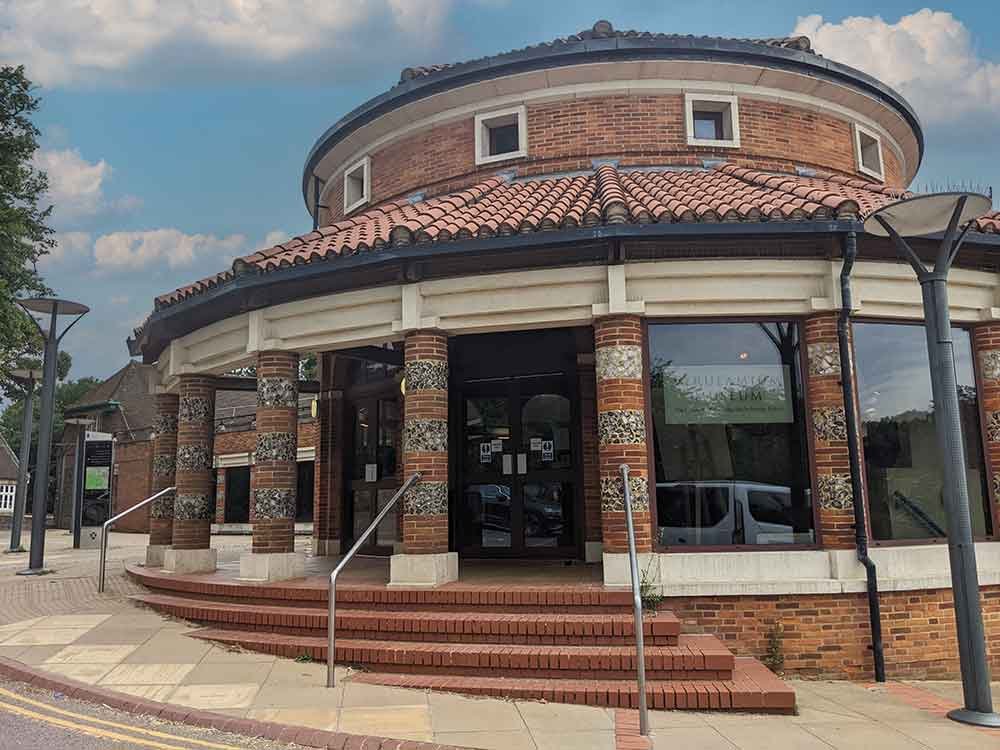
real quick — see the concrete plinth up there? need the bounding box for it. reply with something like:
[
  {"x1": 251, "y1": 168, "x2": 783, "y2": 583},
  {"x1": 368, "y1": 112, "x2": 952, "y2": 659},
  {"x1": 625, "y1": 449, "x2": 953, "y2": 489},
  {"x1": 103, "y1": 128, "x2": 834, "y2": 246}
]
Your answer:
[
  {"x1": 145, "y1": 544, "x2": 169, "y2": 568},
  {"x1": 239, "y1": 551, "x2": 305, "y2": 582},
  {"x1": 602, "y1": 551, "x2": 660, "y2": 589},
  {"x1": 389, "y1": 552, "x2": 458, "y2": 587},
  {"x1": 313, "y1": 538, "x2": 341, "y2": 556},
  {"x1": 162, "y1": 548, "x2": 217, "y2": 575},
  {"x1": 78, "y1": 526, "x2": 102, "y2": 550}
]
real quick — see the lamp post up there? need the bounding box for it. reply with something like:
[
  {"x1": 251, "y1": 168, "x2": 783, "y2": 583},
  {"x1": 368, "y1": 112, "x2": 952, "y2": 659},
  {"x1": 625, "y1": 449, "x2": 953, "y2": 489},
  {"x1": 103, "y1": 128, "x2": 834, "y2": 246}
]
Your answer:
[
  {"x1": 6, "y1": 368, "x2": 43, "y2": 553},
  {"x1": 864, "y1": 193, "x2": 1000, "y2": 728},
  {"x1": 15, "y1": 298, "x2": 89, "y2": 576},
  {"x1": 63, "y1": 416, "x2": 94, "y2": 549}
]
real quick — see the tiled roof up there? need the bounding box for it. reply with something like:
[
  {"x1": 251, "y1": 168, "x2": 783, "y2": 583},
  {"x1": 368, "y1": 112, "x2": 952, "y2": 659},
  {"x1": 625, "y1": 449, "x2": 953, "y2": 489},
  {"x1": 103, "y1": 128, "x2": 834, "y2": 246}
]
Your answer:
[
  {"x1": 0, "y1": 435, "x2": 18, "y2": 480},
  {"x1": 155, "y1": 163, "x2": 912, "y2": 310},
  {"x1": 398, "y1": 20, "x2": 815, "y2": 85},
  {"x1": 978, "y1": 211, "x2": 1000, "y2": 234}
]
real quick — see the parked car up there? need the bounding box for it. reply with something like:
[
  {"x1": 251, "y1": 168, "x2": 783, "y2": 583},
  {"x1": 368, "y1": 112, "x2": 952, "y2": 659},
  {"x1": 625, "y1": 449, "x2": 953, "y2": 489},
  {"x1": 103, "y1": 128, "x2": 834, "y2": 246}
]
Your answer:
[{"x1": 656, "y1": 480, "x2": 814, "y2": 546}]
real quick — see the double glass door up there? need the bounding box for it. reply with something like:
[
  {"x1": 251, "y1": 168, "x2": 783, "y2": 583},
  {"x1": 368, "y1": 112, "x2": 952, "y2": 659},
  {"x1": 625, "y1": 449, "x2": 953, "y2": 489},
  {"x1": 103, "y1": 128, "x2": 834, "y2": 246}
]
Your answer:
[
  {"x1": 347, "y1": 395, "x2": 401, "y2": 554},
  {"x1": 459, "y1": 375, "x2": 577, "y2": 557}
]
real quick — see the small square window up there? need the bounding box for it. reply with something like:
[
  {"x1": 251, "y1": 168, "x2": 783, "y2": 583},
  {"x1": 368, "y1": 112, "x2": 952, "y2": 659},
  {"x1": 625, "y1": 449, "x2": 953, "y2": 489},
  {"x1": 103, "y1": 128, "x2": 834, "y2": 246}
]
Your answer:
[
  {"x1": 854, "y1": 124, "x2": 884, "y2": 181},
  {"x1": 343, "y1": 156, "x2": 370, "y2": 214},
  {"x1": 685, "y1": 94, "x2": 740, "y2": 148},
  {"x1": 474, "y1": 105, "x2": 527, "y2": 165}
]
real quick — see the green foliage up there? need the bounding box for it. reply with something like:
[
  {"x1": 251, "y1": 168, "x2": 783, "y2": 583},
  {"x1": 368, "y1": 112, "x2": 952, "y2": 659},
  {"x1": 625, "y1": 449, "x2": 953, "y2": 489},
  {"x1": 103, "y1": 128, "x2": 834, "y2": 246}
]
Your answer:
[
  {"x1": 0, "y1": 375, "x2": 98, "y2": 457},
  {"x1": 639, "y1": 558, "x2": 663, "y2": 613},
  {"x1": 294, "y1": 653, "x2": 314, "y2": 663},
  {"x1": 0, "y1": 65, "x2": 54, "y2": 386},
  {"x1": 762, "y1": 621, "x2": 785, "y2": 673}
]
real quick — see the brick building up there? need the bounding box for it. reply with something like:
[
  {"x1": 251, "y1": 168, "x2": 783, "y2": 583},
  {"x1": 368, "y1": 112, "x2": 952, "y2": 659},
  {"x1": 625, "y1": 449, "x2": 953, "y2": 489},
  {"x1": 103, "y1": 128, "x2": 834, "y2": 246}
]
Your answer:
[{"x1": 125, "y1": 21, "x2": 1000, "y2": 688}]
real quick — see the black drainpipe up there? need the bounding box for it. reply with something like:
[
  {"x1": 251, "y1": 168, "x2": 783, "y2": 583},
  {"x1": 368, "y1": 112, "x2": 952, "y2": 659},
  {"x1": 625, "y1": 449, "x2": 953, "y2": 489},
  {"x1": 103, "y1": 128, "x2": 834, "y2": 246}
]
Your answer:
[
  {"x1": 838, "y1": 229, "x2": 886, "y2": 682},
  {"x1": 312, "y1": 174, "x2": 324, "y2": 231}
]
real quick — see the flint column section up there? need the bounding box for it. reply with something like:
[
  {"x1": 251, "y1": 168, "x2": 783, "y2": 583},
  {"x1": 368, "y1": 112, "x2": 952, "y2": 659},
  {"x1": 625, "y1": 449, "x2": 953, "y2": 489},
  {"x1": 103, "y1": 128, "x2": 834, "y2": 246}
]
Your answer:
[
  {"x1": 164, "y1": 375, "x2": 217, "y2": 574},
  {"x1": 241, "y1": 351, "x2": 304, "y2": 581},
  {"x1": 594, "y1": 316, "x2": 654, "y2": 585},
  {"x1": 389, "y1": 330, "x2": 457, "y2": 586},
  {"x1": 146, "y1": 393, "x2": 178, "y2": 567}
]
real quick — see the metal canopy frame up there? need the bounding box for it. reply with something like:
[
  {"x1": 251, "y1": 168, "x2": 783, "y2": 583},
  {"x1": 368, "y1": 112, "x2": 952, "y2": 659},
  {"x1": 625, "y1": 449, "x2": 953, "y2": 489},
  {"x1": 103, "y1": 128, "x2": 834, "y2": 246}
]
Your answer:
[{"x1": 867, "y1": 195, "x2": 1000, "y2": 728}]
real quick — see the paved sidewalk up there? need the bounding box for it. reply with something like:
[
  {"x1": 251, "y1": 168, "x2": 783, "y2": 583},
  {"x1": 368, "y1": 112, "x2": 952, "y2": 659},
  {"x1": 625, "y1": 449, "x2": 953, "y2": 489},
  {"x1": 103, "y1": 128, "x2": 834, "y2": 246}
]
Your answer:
[{"x1": 0, "y1": 532, "x2": 998, "y2": 749}]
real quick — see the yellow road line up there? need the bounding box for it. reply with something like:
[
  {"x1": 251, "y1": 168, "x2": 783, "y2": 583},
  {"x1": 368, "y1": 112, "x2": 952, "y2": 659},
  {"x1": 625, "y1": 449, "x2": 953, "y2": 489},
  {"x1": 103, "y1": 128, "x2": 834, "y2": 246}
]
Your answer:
[
  {"x1": 0, "y1": 687, "x2": 244, "y2": 750},
  {"x1": 0, "y1": 699, "x2": 199, "y2": 750}
]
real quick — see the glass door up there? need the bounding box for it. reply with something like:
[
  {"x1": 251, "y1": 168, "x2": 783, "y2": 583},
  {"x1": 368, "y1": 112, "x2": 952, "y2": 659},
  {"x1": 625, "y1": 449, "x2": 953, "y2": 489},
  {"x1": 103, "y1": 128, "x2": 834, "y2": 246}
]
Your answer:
[
  {"x1": 347, "y1": 396, "x2": 401, "y2": 554},
  {"x1": 459, "y1": 375, "x2": 577, "y2": 557}
]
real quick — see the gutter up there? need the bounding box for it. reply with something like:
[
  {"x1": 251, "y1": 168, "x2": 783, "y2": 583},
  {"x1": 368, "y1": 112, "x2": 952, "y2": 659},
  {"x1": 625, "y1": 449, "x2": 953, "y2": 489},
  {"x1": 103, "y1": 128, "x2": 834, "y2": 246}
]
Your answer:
[{"x1": 837, "y1": 229, "x2": 886, "y2": 682}]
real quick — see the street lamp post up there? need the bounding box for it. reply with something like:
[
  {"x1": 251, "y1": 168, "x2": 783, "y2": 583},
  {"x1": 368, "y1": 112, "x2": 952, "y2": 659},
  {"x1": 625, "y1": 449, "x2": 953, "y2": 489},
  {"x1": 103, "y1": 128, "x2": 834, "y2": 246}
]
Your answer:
[
  {"x1": 865, "y1": 193, "x2": 1000, "y2": 728},
  {"x1": 6, "y1": 368, "x2": 42, "y2": 553},
  {"x1": 15, "y1": 298, "x2": 89, "y2": 576}
]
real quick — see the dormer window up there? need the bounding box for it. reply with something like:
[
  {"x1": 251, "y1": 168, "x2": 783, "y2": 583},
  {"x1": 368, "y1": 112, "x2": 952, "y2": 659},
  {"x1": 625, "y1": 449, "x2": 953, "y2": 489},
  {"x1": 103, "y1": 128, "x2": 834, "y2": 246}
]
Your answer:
[
  {"x1": 474, "y1": 105, "x2": 527, "y2": 165},
  {"x1": 854, "y1": 124, "x2": 885, "y2": 181},
  {"x1": 343, "y1": 156, "x2": 371, "y2": 213},
  {"x1": 685, "y1": 93, "x2": 740, "y2": 148}
]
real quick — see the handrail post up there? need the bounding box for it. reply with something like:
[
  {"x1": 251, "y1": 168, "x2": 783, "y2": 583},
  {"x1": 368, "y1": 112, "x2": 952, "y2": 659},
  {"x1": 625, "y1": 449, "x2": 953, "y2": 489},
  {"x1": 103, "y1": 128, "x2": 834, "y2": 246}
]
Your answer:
[
  {"x1": 98, "y1": 486, "x2": 175, "y2": 593},
  {"x1": 327, "y1": 472, "x2": 420, "y2": 688},
  {"x1": 620, "y1": 464, "x2": 649, "y2": 736}
]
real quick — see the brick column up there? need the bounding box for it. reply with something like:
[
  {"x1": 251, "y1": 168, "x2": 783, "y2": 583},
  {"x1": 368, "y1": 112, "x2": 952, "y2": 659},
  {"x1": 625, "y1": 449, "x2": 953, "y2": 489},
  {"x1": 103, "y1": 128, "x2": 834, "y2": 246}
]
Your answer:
[
  {"x1": 594, "y1": 316, "x2": 653, "y2": 584},
  {"x1": 972, "y1": 324, "x2": 1000, "y2": 526},
  {"x1": 164, "y1": 375, "x2": 217, "y2": 573},
  {"x1": 214, "y1": 470, "x2": 226, "y2": 525},
  {"x1": 313, "y1": 353, "x2": 343, "y2": 556},
  {"x1": 241, "y1": 351, "x2": 304, "y2": 581},
  {"x1": 147, "y1": 393, "x2": 178, "y2": 567},
  {"x1": 390, "y1": 330, "x2": 457, "y2": 586},
  {"x1": 805, "y1": 313, "x2": 856, "y2": 549}
]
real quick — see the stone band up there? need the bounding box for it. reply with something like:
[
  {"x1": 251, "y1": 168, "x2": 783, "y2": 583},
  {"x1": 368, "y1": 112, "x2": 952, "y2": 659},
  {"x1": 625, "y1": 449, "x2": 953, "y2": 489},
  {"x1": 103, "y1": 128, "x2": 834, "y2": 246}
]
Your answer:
[
  {"x1": 404, "y1": 419, "x2": 448, "y2": 453},
  {"x1": 174, "y1": 493, "x2": 213, "y2": 520},
  {"x1": 405, "y1": 359, "x2": 449, "y2": 391},
  {"x1": 597, "y1": 409, "x2": 646, "y2": 446},
  {"x1": 595, "y1": 345, "x2": 643, "y2": 381},
  {"x1": 600, "y1": 475, "x2": 650, "y2": 512},
  {"x1": 176, "y1": 445, "x2": 212, "y2": 472},
  {"x1": 403, "y1": 481, "x2": 449, "y2": 516},
  {"x1": 258, "y1": 377, "x2": 298, "y2": 408},
  {"x1": 255, "y1": 432, "x2": 297, "y2": 463},
  {"x1": 253, "y1": 488, "x2": 296, "y2": 519}
]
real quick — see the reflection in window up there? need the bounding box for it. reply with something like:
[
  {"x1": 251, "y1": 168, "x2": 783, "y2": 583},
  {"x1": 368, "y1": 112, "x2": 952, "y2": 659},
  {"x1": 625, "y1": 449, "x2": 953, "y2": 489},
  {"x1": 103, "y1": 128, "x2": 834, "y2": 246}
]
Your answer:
[
  {"x1": 854, "y1": 322, "x2": 992, "y2": 541},
  {"x1": 649, "y1": 322, "x2": 814, "y2": 546}
]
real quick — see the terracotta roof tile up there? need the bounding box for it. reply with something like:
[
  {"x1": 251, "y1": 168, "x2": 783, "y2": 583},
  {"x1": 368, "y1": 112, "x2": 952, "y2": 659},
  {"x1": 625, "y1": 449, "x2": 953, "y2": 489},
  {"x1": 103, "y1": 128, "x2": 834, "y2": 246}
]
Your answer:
[{"x1": 152, "y1": 164, "x2": 995, "y2": 310}]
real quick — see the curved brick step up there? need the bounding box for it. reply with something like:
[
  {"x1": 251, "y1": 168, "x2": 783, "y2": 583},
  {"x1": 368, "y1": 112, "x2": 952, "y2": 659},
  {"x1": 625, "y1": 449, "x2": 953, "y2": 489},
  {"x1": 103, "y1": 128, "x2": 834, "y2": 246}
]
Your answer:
[
  {"x1": 351, "y1": 657, "x2": 795, "y2": 712},
  {"x1": 127, "y1": 564, "x2": 632, "y2": 611},
  {"x1": 188, "y1": 628, "x2": 731, "y2": 680},
  {"x1": 131, "y1": 592, "x2": 681, "y2": 645}
]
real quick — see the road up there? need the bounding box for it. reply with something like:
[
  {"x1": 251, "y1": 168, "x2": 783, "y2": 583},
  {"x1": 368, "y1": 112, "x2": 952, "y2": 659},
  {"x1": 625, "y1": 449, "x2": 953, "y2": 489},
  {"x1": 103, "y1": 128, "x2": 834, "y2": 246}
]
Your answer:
[{"x1": 0, "y1": 681, "x2": 297, "y2": 750}]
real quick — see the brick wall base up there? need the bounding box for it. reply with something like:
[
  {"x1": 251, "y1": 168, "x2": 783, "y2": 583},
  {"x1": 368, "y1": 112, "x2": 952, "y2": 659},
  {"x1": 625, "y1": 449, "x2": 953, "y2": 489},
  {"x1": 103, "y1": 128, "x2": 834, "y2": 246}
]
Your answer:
[
  {"x1": 172, "y1": 519, "x2": 210, "y2": 550},
  {"x1": 670, "y1": 585, "x2": 1000, "y2": 679},
  {"x1": 402, "y1": 514, "x2": 448, "y2": 554}
]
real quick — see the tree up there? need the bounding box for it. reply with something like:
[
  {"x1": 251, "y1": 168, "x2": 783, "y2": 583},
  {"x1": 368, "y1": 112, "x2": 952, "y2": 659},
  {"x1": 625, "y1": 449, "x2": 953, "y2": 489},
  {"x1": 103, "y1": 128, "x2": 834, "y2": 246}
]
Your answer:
[
  {"x1": 0, "y1": 65, "x2": 54, "y2": 385},
  {"x1": 0, "y1": 374, "x2": 98, "y2": 458}
]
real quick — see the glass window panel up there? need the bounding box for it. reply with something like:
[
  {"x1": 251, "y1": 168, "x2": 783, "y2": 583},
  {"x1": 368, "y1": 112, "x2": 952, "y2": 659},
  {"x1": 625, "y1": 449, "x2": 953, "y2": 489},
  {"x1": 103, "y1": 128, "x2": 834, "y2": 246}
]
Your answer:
[
  {"x1": 521, "y1": 394, "x2": 572, "y2": 471},
  {"x1": 377, "y1": 398, "x2": 400, "y2": 479},
  {"x1": 693, "y1": 111, "x2": 724, "y2": 140},
  {"x1": 649, "y1": 321, "x2": 814, "y2": 546},
  {"x1": 464, "y1": 483, "x2": 511, "y2": 548},
  {"x1": 854, "y1": 322, "x2": 991, "y2": 540},
  {"x1": 523, "y1": 481, "x2": 573, "y2": 547},
  {"x1": 489, "y1": 123, "x2": 519, "y2": 155},
  {"x1": 465, "y1": 397, "x2": 510, "y2": 473},
  {"x1": 352, "y1": 489, "x2": 374, "y2": 541},
  {"x1": 376, "y1": 488, "x2": 399, "y2": 546},
  {"x1": 353, "y1": 405, "x2": 371, "y2": 480}
]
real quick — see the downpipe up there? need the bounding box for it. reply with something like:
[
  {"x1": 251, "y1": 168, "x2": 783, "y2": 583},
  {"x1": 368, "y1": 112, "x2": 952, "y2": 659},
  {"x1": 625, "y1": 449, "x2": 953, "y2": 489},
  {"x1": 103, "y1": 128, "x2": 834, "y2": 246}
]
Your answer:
[{"x1": 838, "y1": 230, "x2": 886, "y2": 682}]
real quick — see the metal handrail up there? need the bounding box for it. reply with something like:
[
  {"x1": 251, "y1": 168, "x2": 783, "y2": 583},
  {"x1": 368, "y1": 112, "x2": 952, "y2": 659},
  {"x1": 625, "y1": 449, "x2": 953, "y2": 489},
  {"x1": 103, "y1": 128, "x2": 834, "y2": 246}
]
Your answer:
[
  {"x1": 620, "y1": 464, "x2": 649, "y2": 736},
  {"x1": 98, "y1": 486, "x2": 175, "y2": 593},
  {"x1": 327, "y1": 472, "x2": 420, "y2": 687}
]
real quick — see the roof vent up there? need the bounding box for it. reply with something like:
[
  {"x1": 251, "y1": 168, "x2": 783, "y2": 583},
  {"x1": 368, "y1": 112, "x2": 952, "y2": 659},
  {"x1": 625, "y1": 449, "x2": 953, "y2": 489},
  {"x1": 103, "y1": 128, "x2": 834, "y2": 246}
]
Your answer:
[
  {"x1": 495, "y1": 168, "x2": 517, "y2": 182},
  {"x1": 701, "y1": 158, "x2": 725, "y2": 169},
  {"x1": 795, "y1": 166, "x2": 817, "y2": 177},
  {"x1": 407, "y1": 191, "x2": 426, "y2": 204},
  {"x1": 592, "y1": 20, "x2": 614, "y2": 37},
  {"x1": 592, "y1": 158, "x2": 619, "y2": 169}
]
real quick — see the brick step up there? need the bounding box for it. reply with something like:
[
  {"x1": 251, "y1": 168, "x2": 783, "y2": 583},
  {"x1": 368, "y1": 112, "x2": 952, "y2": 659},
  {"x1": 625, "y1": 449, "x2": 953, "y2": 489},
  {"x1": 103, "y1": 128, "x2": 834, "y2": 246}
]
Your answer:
[
  {"x1": 132, "y1": 593, "x2": 681, "y2": 645},
  {"x1": 350, "y1": 657, "x2": 795, "y2": 712},
  {"x1": 189, "y1": 628, "x2": 730, "y2": 680},
  {"x1": 127, "y1": 564, "x2": 632, "y2": 611}
]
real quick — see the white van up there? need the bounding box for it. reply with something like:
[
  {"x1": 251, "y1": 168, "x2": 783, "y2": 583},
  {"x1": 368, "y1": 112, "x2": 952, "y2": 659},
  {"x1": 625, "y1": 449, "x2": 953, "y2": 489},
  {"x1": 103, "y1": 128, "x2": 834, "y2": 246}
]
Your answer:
[{"x1": 656, "y1": 481, "x2": 815, "y2": 546}]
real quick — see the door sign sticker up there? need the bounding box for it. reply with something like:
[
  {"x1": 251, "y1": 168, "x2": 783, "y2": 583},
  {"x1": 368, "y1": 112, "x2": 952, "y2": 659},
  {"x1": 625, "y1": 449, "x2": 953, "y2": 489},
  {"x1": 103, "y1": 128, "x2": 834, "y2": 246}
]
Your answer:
[
  {"x1": 480, "y1": 442, "x2": 493, "y2": 463},
  {"x1": 491, "y1": 439, "x2": 503, "y2": 453},
  {"x1": 530, "y1": 437, "x2": 543, "y2": 451},
  {"x1": 541, "y1": 440, "x2": 554, "y2": 462}
]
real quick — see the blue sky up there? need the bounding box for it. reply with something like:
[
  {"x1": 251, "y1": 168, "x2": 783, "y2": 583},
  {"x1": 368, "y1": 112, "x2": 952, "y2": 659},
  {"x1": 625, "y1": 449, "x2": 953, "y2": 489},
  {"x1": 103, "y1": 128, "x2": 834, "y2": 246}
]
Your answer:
[{"x1": 3, "y1": 1, "x2": 998, "y2": 383}]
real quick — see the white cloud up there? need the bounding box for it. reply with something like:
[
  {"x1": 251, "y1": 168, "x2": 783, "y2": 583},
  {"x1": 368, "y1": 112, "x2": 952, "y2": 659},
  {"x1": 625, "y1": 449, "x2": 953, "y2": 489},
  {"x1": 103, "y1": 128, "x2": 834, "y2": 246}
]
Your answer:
[
  {"x1": 42, "y1": 231, "x2": 92, "y2": 266},
  {"x1": 263, "y1": 230, "x2": 290, "y2": 248},
  {"x1": 34, "y1": 148, "x2": 110, "y2": 220},
  {"x1": 0, "y1": 0, "x2": 456, "y2": 87},
  {"x1": 794, "y1": 10, "x2": 1000, "y2": 124},
  {"x1": 93, "y1": 229, "x2": 247, "y2": 272}
]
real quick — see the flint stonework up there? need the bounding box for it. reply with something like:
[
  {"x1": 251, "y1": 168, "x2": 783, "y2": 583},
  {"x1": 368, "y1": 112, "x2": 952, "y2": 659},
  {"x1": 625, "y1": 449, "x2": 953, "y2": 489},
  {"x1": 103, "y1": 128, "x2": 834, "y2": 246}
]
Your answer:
[
  {"x1": 807, "y1": 342, "x2": 840, "y2": 377},
  {"x1": 600, "y1": 475, "x2": 650, "y2": 512},
  {"x1": 817, "y1": 473, "x2": 853, "y2": 510},
  {"x1": 598, "y1": 409, "x2": 646, "y2": 446},
  {"x1": 178, "y1": 396, "x2": 212, "y2": 424},
  {"x1": 404, "y1": 419, "x2": 448, "y2": 453},
  {"x1": 257, "y1": 377, "x2": 298, "y2": 408},
  {"x1": 404, "y1": 481, "x2": 449, "y2": 515},
  {"x1": 176, "y1": 445, "x2": 212, "y2": 472},
  {"x1": 595, "y1": 345, "x2": 643, "y2": 381},
  {"x1": 255, "y1": 432, "x2": 297, "y2": 463},
  {"x1": 404, "y1": 359, "x2": 449, "y2": 391},
  {"x1": 253, "y1": 488, "x2": 296, "y2": 519},
  {"x1": 174, "y1": 493, "x2": 213, "y2": 520}
]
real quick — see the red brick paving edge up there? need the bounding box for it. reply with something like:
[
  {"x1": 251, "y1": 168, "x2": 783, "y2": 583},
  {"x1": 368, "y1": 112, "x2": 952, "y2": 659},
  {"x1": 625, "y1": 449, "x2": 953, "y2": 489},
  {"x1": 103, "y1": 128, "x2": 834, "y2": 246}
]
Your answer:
[
  {"x1": 0, "y1": 656, "x2": 469, "y2": 750},
  {"x1": 865, "y1": 681, "x2": 1000, "y2": 738},
  {"x1": 614, "y1": 709, "x2": 652, "y2": 750}
]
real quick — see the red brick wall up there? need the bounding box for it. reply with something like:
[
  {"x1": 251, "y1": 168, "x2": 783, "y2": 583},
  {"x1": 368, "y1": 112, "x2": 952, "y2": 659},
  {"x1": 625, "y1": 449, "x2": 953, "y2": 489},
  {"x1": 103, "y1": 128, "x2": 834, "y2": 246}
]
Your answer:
[
  {"x1": 671, "y1": 585, "x2": 1000, "y2": 680},
  {"x1": 805, "y1": 314, "x2": 856, "y2": 549},
  {"x1": 111, "y1": 439, "x2": 152, "y2": 533},
  {"x1": 326, "y1": 94, "x2": 904, "y2": 223},
  {"x1": 594, "y1": 316, "x2": 652, "y2": 553}
]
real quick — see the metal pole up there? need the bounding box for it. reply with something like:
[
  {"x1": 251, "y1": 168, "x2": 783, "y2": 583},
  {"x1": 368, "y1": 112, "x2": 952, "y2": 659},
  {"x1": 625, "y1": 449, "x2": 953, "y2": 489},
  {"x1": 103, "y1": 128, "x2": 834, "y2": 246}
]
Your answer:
[
  {"x1": 620, "y1": 464, "x2": 649, "y2": 736},
  {"x1": 7, "y1": 378, "x2": 35, "y2": 553},
  {"x1": 71, "y1": 427, "x2": 86, "y2": 548},
  {"x1": 20, "y1": 306, "x2": 59, "y2": 575},
  {"x1": 919, "y1": 275, "x2": 998, "y2": 725}
]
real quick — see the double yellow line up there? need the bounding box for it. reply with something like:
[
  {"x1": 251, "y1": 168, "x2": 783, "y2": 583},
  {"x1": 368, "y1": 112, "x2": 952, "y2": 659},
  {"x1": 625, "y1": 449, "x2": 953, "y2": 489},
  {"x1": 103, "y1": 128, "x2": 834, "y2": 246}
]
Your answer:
[{"x1": 0, "y1": 686, "x2": 244, "y2": 750}]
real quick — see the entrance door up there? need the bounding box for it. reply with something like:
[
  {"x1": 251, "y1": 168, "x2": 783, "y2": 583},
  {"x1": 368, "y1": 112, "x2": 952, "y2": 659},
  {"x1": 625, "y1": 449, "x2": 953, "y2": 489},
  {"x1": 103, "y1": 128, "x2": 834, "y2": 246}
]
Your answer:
[
  {"x1": 346, "y1": 395, "x2": 401, "y2": 554},
  {"x1": 458, "y1": 375, "x2": 578, "y2": 557}
]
